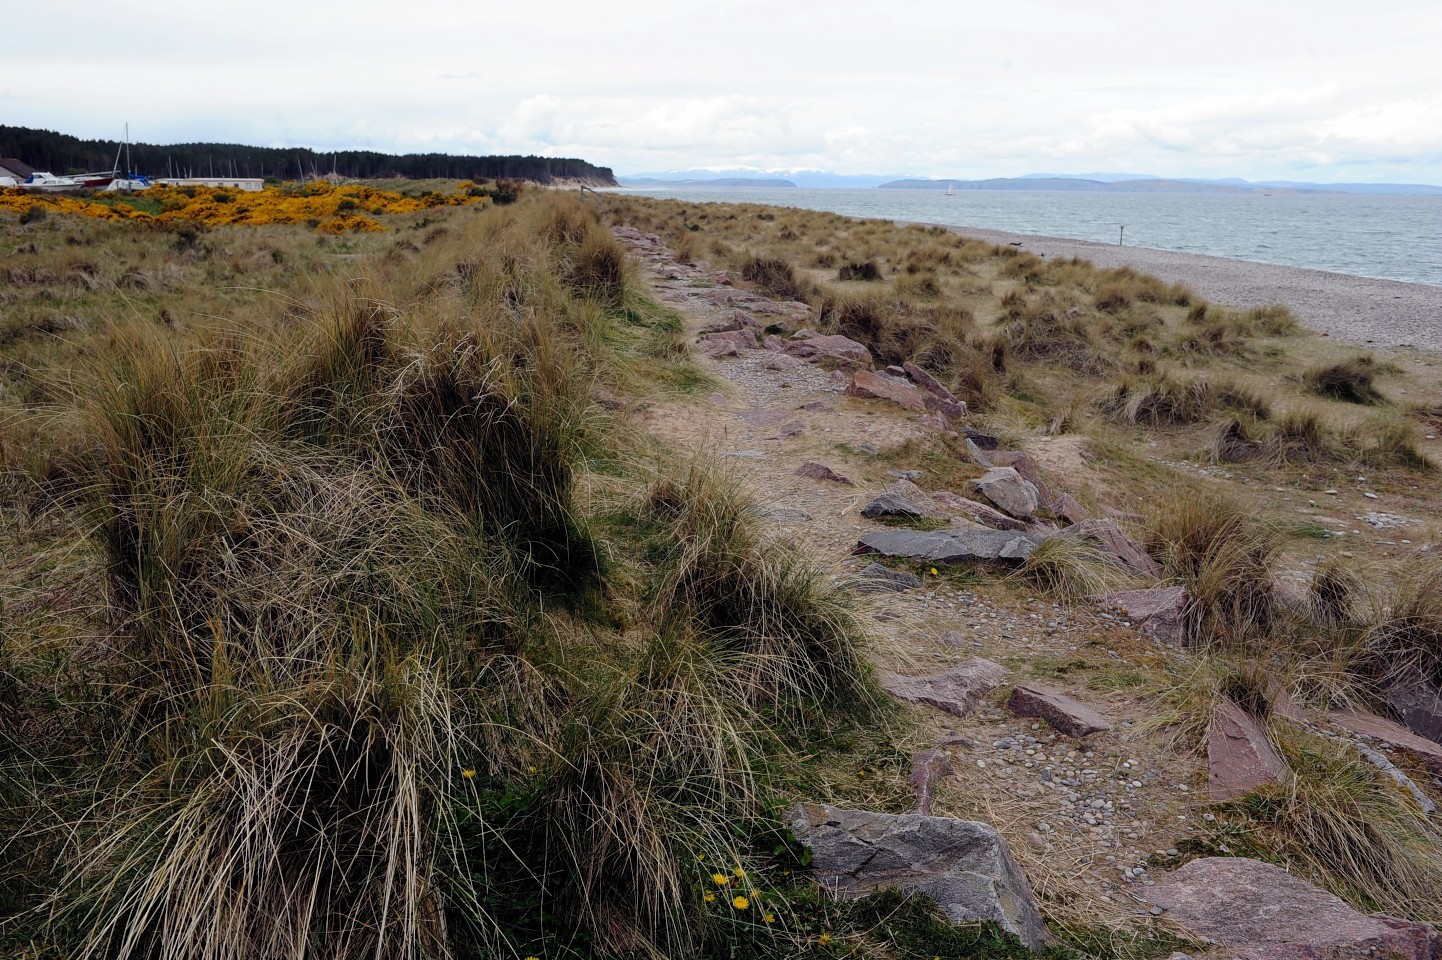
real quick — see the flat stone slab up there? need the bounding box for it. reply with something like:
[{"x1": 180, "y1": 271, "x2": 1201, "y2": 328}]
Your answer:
[
  {"x1": 845, "y1": 369, "x2": 927, "y2": 411},
  {"x1": 1099, "y1": 586, "x2": 1190, "y2": 647},
  {"x1": 1065, "y1": 518, "x2": 1162, "y2": 579},
  {"x1": 929, "y1": 491, "x2": 1029, "y2": 532},
  {"x1": 789, "y1": 803, "x2": 1049, "y2": 950},
  {"x1": 1386, "y1": 674, "x2": 1442, "y2": 745},
  {"x1": 1149, "y1": 857, "x2": 1440, "y2": 960},
  {"x1": 970, "y1": 467, "x2": 1041, "y2": 520},
  {"x1": 881, "y1": 658, "x2": 1009, "y2": 717},
  {"x1": 861, "y1": 479, "x2": 949, "y2": 520},
  {"x1": 1208, "y1": 698, "x2": 1286, "y2": 801},
  {"x1": 856, "y1": 529, "x2": 1043, "y2": 566},
  {"x1": 783, "y1": 333, "x2": 872, "y2": 368},
  {"x1": 1330, "y1": 706, "x2": 1442, "y2": 773},
  {"x1": 795, "y1": 460, "x2": 853, "y2": 484},
  {"x1": 853, "y1": 563, "x2": 924, "y2": 594},
  {"x1": 1007, "y1": 684, "x2": 1112, "y2": 737}
]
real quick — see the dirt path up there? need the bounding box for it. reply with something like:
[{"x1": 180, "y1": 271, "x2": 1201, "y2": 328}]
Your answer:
[{"x1": 615, "y1": 226, "x2": 1210, "y2": 931}]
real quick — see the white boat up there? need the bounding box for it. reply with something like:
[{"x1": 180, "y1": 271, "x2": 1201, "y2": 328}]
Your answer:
[
  {"x1": 944, "y1": 181, "x2": 956, "y2": 197},
  {"x1": 20, "y1": 170, "x2": 118, "y2": 192}
]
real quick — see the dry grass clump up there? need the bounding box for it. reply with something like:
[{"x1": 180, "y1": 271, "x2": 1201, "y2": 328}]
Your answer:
[
  {"x1": 1102, "y1": 372, "x2": 1271, "y2": 426},
  {"x1": 1301, "y1": 355, "x2": 1386, "y2": 405},
  {"x1": 1212, "y1": 411, "x2": 1431, "y2": 471},
  {"x1": 1357, "y1": 560, "x2": 1442, "y2": 686},
  {"x1": 738, "y1": 253, "x2": 806, "y2": 301},
  {"x1": 1145, "y1": 490, "x2": 1281, "y2": 645},
  {"x1": 996, "y1": 290, "x2": 1111, "y2": 373},
  {"x1": 1010, "y1": 533, "x2": 1134, "y2": 600}
]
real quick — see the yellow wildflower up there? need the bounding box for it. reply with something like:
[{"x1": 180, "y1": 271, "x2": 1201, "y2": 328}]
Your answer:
[
  {"x1": 703, "y1": 891, "x2": 716, "y2": 903},
  {"x1": 461, "y1": 769, "x2": 476, "y2": 779},
  {"x1": 764, "y1": 912, "x2": 776, "y2": 923},
  {"x1": 817, "y1": 932, "x2": 832, "y2": 946},
  {"x1": 711, "y1": 872, "x2": 730, "y2": 886},
  {"x1": 733, "y1": 867, "x2": 746, "y2": 879},
  {"x1": 929, "y1": 567, "x2": 939, "y2": 575},
  {"x1": 731, "y1": 895, "x2": 749, "y2": 910}
]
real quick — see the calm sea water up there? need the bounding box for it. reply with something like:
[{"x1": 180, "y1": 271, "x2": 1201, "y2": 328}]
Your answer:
[{"x1": 616, "y1": 186, "x2": 1442, "y2": 288}]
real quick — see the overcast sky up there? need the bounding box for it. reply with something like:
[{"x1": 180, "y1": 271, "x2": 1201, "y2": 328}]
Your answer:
[{"x1": 5, "y1": 0, "x2": 1441, "y2": 183}]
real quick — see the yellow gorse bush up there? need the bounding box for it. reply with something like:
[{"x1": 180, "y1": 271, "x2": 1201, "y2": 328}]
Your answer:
[{"x1": 0, "y1": 180, "x2": 487, "y2": 233}]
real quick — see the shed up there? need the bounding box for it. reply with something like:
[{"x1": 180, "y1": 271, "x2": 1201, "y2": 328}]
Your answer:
[{"x1": 0, "y1": 159, "x2": 36, "y2": 181}]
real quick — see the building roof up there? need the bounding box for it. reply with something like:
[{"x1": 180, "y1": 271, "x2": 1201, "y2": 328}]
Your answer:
[{"x1": 0, "y1": 158, "x2": 36, "y2": 179}]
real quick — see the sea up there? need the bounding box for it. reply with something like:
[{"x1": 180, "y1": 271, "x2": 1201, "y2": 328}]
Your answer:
[{"x1": 614, "y1": 186, "x2": 1442, "y2": 288}]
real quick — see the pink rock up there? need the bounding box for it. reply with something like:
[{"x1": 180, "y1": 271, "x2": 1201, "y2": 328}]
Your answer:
[
  {"x1": 908, "y1": 748, "x2": 955, "y2": 816},
  {"x1": 1099, "y1": 586, "x2": 1190, "y2": 647},
  {"x1": 845, "y1": 370, "x2": 927, "y2": 411},
  {"x1": 763, "y1": 354, "x2": 803, "y2": 371},
  {"x1": 1066, "y1": 518, "x2": 1162, "y2": 579},
  {"x1": 988, "y1": 452, "x2": 1053, "y2": 508},
  {"x1": 783, "y1": 333, "x2": 873, "y2": 368},
  {"x1": 795, "y1": 461, "x2": 853, "y2": 484},
  {"x1": 1149, "y1": 857, "x2": 1440, "y2": 960},
  {"x1": 1208, "y1": 698, "x2": 1286, "y2": 801},
  {"x1": 798, "y1": 400, "x2": 834, "y2": 413},
  {"x1": 881, "y1": 658, "x2": 1009, "y2": 718},
  {"x1": 928, "y1": 491, "x2": 1029, "y2": 532},
  {"x1": 698, "y1": 328, "x2": 756, "y2": 353},
  {"x1": 1006, "y1": 684, "x2": 1112, "y2": 737},
  {"x1": 1386, "y1": 674, "x2": 1442, "y2": 745},
  {"x1": 902, "y1": 361, "x2": 960, "y2": 404},
  {"x1": 774, "y1": 420, "x2": 805, "y2": 437},
  {"x1": 1053, "y1": 493, "x2": 1090, "y2": 525},
  {"x1": 762, "y1": 334, "x2": 787, "y2": 351},
  {"x1": 1330, "y1": 707, "x2": 1442, "y2": 773},
  {"x1": 970, "y1": 466, "x2": 1041, "y2": 519}
]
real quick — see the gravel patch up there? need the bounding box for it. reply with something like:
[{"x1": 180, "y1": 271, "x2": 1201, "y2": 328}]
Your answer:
[{"x1": 940, "y1": 225, "x2": 1442, "y2": 354}]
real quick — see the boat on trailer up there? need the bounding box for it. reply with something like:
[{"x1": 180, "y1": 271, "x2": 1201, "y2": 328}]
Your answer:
[{"x1": 20, "y1": 170, "x2": 118, "y2": 192}]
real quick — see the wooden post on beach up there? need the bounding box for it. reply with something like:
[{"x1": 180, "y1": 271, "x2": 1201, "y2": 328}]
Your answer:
[{"x1": 1119, "y1": 225, "x2": 1126, "y2": 246}]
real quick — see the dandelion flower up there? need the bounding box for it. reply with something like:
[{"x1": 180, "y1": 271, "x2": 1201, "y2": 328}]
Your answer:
[
  {"x1": 764, "y1": 912, "x2": 776, "y2": 923},
  {"x1": 733, "y1": 867, "x2": 746, "y2": 879},
  {"x1": 732, "y1": 895, "x2": 749, "y2": 910},
  {"x1": 696, "y1": 854, "x2": 705, "y2": 861},
  {"x1": 930, "y1": 567, "x2": 939, "y2": 576},
  {"x1": 528, "y1": 765, "x2": 537, "y2": 775},
  {"x1": 711, "y1": 872, "x2": 730, "y2": 886},
  {"x1": 461, "y1": 769, "x2": 476, "y2": 779},
  {"x1": 817, "y1": 932, "x2": 833, "y2": 946},
  {"x1": 703, "y1": 891, "x2": 716, "y2": 903}
]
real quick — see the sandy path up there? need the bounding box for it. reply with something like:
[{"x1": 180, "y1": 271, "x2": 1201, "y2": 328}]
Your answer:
[{"x1": 939, "y1": 225, "x2": 1442, "y2": 354}]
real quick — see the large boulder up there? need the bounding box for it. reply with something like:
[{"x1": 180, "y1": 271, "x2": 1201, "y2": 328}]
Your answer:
[
  {"x1": 881, "y1": 658, "x2": 1009, "y2": 717},
  {"x1": 1149, "y1": 857, "x2": 1440, "y2": 960},
  {"x1": 783, "y1": 333, "x2": 873, "y2": 368},
  {"x1": 970, "y1": 467, "x2": 1041, "y2": 520},
  {"x1": 789, "y1": 803, "x2": 1050, "y2": 950},
  {"x1": 1099, "y1": 586, "x2": 1190, "y2": 647},
  {"x1": 1207, "y1": 698, "x2": 1286, "y2": 801},
  {"x1": 1007, "y1": 684, "x2": 1112, "y2": 737},
  {"x1": 845, "y1": 370, "x2": 927, "y2": 411},
  {"x1": 856, "y1": 529, "x2": 1044, "y2": 566}
]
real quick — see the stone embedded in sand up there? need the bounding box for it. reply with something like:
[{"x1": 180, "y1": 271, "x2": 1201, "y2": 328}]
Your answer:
[
  {"x1": 798, "y1": 400, "x2": 835, "y2": 413},
  {"x1": 762, "y1": 334, "x2": 787, "y2": 351},
  {"x1": 698, "y1": 312, "x2": 760, "y2": 335},
  {"x1": 856, "y1": 529, "x2": 1043, "y2": 566},
  {"x1": 763, "y1": 354, "x2": 804, "y2": 371},
  {"x1": 1330, "y1": 706, "x2": 1442, "y2": 773},
  {"x1": 929, "y1": 491, "x2": 1029, "y2": 531},
  {"x1": 853, "y1": 563, "x2": 924, "y2": 594},
  {"x1": 860, "y1": 479, "x2": 948, "y2": 520},
  {"x1": 1207, "y1": 698, "x2": 1286, "y2": 801},
  {"x1": 1148, "y1": 857, "x2": 1440, "y2": 960},
  {"x1": 845, "y1": 370, "x2": 927, "y2": 411},
  {"x1": 970, "y1": 467, "x2": 1041, "y2": 520},
  {"x1": 1099, "y1": 586, "x2": 1190, "y2": 647},
  {"x1": 789, "y1": 803, "x2": 1049, "y2": 950},
  {"x1": 783, "y1": 333, "x2": 872, "y2": 368},
  {"x1": 908, "y1": 748, "x2": 956, "y2": 816},
  {"x1": 1006, "y1": 684, "x2": 1112, "y2": 737},
  {"x1": 1064, "y1": 518, "x2": 1162, "y2": 579},
  {"x1": 795, "y1": 460, "x2": 853, "y2": 484},
  {"x1": 964, "y1": 439, "x2": 995, "y2": 467},
  {"x1": 1386, "y1": 674, "x2": 1442, "y2": 745},
  {"x1": 1053, "y1": 493, "x2": 1090, "y2": 525},
  {"x1": 698, "y1": 328, "x2": 757, "y2": 357},
  {"x1": 881, "y1": 658, "x2": 1009, "y2": 716},
  {"x1": 964, "y1": 427, "x2": 1000, "y2": 450},
  {"x1": 902, "y1": 361, "x2": 958, "y2": 404},
  {"x1": 985, "y1": 453, "x2": 1053, "y2": 510}
]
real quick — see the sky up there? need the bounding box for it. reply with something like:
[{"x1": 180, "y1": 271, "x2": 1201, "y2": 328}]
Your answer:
[{"x1": 5, "y1": 0, "x2": 1442, "y2": 184}]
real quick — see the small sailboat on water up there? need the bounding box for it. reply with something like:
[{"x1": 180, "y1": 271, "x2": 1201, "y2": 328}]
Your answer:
[{"x1": 944, "y1": 181, "x2": 956, "y2": 197}]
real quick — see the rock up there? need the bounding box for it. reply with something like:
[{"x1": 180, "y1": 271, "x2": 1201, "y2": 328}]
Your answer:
[
  {"x1": 853, "y1": 563, "x2": 924, "y2": 594},
  {"x1": 881, "y1": 657, "x2": 1009, "y2": 717},
  {"x1": 903, "y1": 361, "x2": 959, "y2": 404},
  {"x1": 1006, "y1": 684, "x2": 1112, "y2": 737},
  {"x1": 697, "y1": 328, "x2": 756, "y2": 354},
  {"x1": 856, "y1": 529, "x2": 1044, "y2": 566},
  {"x1": 845, "y1": 370, "x2": 927, "y2": 411},
  {"x1": 927, "y1": 396, "x2": 970, "y2": 420},
  {"x1": 929, "y1": 491, "x2": 1030, "y2": 532},
  {"x1": 1353, "y1": 741, "x2": 1437, "y2": 815},
  {"x1": 971, "y1": 467, "x2": 1041, "y2": 520},
  {"x1": 1149, "y1": 857, "x2": 1440, "y2": 960},
  {"x1": 795, "y1": 460, "x2": 854, "y2": 484},
  {"x1": 1207, "y1": 698, "x2": 1286, "y2": 801},
  {"x1": 698, "y1": 313, "x2": 760, "y2": 335},
  {"x1": 763, "y1": 353, "x2": 804, "y2": 371},
  {"x1": 908, "y1": 748, "x2": 956, "y2": 816},
  {"x1": 762, "y1": 334, "x2": 787, "y2": 351},
  {"x1": 992, "y1": 453, "x2": 1054, "y2": 508},
  {"x1": 773, "y1": 419, "x2": 805, "y2": 436},
  {"x1": 700, "y1": 339, "x2": 740, "y2": 359},
  {"x1": 1330, "y1": 706, "x2": 1442, "y2": 773},
  {"x1": 1099, "y1": 586, "x2": 1190, "y2": 647},
  {"x1": 963, "y1": 428, "x2": 1000, "y2": 450},
  {"x1": 783, "y1": 333, "x2": 872, "y2": 368},
  {"x1": 1053, "y1": 493, "x2": 1089, "y2": 525},
  {"x1": 747, "y1": 504, "x2": 811, "y2": 523},
  {"x1": 1386, "y1": 674, "x2": 1442, "y2": 745},
  {"x1": 789, "y1": 803, "x2": 1049, "y2": 950},
  {"x1": 1064, "y1": 518, "x2": 1163, "y2": 579},
  {"x1": 861, "y1": 479, "x2": 948, "y2": 520},
  {"x1": 885, "y1": 364, "x2": 908, "y2": 378},
  {"x1": 798, "y1": 400, "x2": 834, "y2": 413},
  {"x1": 964, "y1": 439, "x2": 995, "y2": 467}
]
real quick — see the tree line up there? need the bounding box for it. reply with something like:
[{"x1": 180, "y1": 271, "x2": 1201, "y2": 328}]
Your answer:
[{"x1": 0, "y1": 125, "x2": 617, "y2": 185}]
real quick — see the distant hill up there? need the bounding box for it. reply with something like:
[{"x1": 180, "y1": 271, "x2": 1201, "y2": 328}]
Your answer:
[
  {"x1": 0, "y1": 125, "x2": 617, "y2": 185},
  {"x1": 620, "y1": 177, "x2": 796, "y2": 188},
  {"x1": 879, "y1": 177, "x2": 1326, "y2": 195}
]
